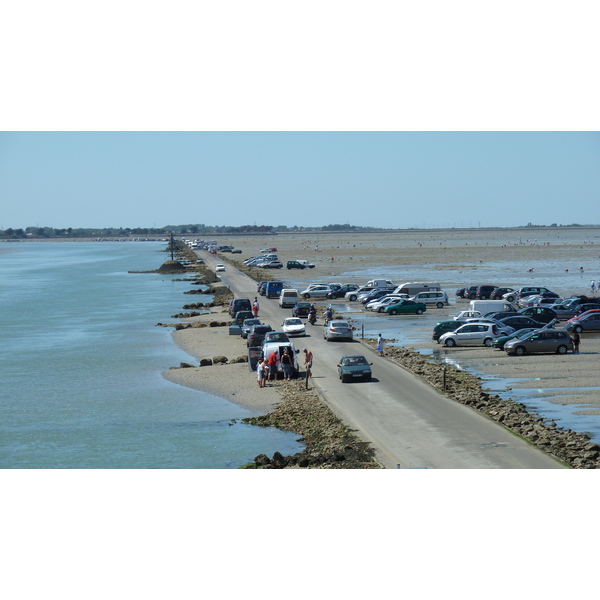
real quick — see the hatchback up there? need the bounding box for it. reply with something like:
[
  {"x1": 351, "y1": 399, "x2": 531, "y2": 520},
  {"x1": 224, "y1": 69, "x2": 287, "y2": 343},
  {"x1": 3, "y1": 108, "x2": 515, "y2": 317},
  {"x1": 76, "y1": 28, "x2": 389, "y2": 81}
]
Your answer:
[
  {"x1": 338, "y1": 355, "x2": 372, "y2": 382},
  {"x1": 432, "y1": 320, "x2": 464, "y2": 342},
  {"x1": 324, "y1": 320, "x2": 354, "y2": 341},
  {"x1": 409, "y1": 291, "x2": 449, "y2": 308},
  {"x1": 385, "y1": 299, "x2": 427, "y2": 315},
  {"x1": 491, "y1": 287, "x2": 515, "y2": 300},
  {"x1": 229, "y1": 298, "x2": 252, "y2": 317},
  {"x1": 300, "y1": 284, "x2": 335, "y2": 299},
  {"x1": 476, "y1": 285, "x2": 497, "y2": 300},
  {"x1": 564, "y1": 310, "x2": 600, "y2": 333},
  {"x1": 517, "y1": 306, "x2": 558, "y2": 323},
  {"x1": 504, "y1": 329, "x2": 573, "y2": 355},
  {"x1": 292, "y1": 302, "x2": 313, "y2": 318},
  {"x1": 240, "y1": 318, "x2": 261, "y2": 339},
  {"x1": 246, "y1": 324, "x2": 273, "y2": 348},
  {"x1": 492, "y1": 328, "x2": 540, "y2": 350},
  {"x1": 281, "y1": 317, "x2": 306, "y2": 337},
  {"x1": 215, "y1": 264, "x2": 225, "y2": 272},
  {"x1": 440, "y1": 323, "x2": 506, "y2": 347},
  {"x1": 498, "y1": 315, "x2": 547, "y2": 331},
  {"x1": 327, "y1": 283, "x2": 360, "y2": 299}
]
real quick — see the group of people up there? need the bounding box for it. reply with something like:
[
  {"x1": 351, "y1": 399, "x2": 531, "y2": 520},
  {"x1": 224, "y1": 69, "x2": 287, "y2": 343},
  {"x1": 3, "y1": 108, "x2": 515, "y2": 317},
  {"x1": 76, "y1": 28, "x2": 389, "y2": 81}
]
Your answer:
[{"x1": 256, "y1": 348, "x2": 313, "y2": 387}]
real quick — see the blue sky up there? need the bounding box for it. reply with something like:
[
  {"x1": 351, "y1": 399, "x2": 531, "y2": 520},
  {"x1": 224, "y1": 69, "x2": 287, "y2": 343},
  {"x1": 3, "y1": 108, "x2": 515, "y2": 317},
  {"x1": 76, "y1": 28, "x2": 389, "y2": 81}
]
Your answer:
[{"x1": 1, "y1": 132, "x2": 598, "y2": 230}]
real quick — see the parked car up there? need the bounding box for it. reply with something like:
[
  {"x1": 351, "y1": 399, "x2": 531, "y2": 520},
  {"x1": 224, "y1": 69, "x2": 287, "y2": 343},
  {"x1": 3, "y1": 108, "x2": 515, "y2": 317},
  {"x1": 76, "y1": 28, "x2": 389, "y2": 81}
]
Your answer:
[
  {"x1": 453, "y1": 310, "x2": 481, "y2": 321},
  {"x1": 491, "y1": 287, "x2": 515, "y2": 300},
  {"x1": 260, "y1": 260, "x2": 283, "y2": 269},
  {"x1": 384, "y1": 299, "x2": 427, "y2": 315},
  {"x1": 324, "y1": 320, "x2": 354, "y2": 341},
  {"x1": 367, "y1": 295, "x2": 407, "y2": 312},
  {"x1": 287, "y1": 260, "x2": 308, "y2": 269},
  {"x1": 464, "y1": 286, "x2": 480, "y2": 299},
  {"x1": 262, "y1": 331, "x2": 291, "y2": 346},
  {"x1": 497, "y1": 315, "x2": 547, "y2": 331},
  {"x1": 432, "y1": 320, "x2": 464, "y2": 343},
  {"x1": 361, "y1": 288, "x2": 395, "y2": 305},
  {"x1": 476, "y1": 285, "x2": 497, "y2": 300},
  {"x1": 564, "y1": 310, "x2": 600, "y2": 333},
  {"x1": 292, "y1": 302, "x2": 313, "y2": 318},
  {"x1": 229, "y1": 298, "x2": 252, "y2": 317},
  {"x1": 258, "y1": 282, "x2": 268, "y2": 296},
  {"x1": 409, "y1": 291, "x2": 449, "y2": 308},
  {"x1": 465, "y1": 317, "x2": 515, "y2": 334},
  {"x1": 281, "y1": 317, "x2": 306, "y2": 337},
  {"x1": 345, "y1": 286, "x2": 375, "y2": 302},
  {"x1": 337, "y1": 355, "x2": 373, "y2": 382},
  {"x1": 456, "y1": 287, "x2": 468, "y2": 298},
  {"x1": 574, "y1": 303, "x2": 600, "y2": 316},
  {"x1": 327, "y1": 283, "x2": 359, "y2": 299},
  {"x1": 504, "y1": 329, "x2": 574, "y2": 355},
  {"x1": 247, "y1": 324, "x2": 273, "y2": 347},
  {"x1": 492, "y1": 328, "x2": 540, "y2": 350},
  {"x1": 215, "y1": 264, "x2": 225, "y2": 272},
  {"x1": 548, "y1": 303, "x2": 579, "y2": 319},
  {"x1": 240, "y1": 318, "x2": 261, "y2": 339},
  {"x1": 440, "y1": 323, "x2": 507, "y2": 347},
  {"x1": 233, "y1": 310, "x2": 254, "y2": 327},
  {"x1": 231, "y1": 249, "x2": 242, "y2": 254},
  {"x1": 300, "y1": 284, "x2": 335, "y2": 299},
  {"x1": 260, "y1": 247, "x2": 277, "y2": 253},
  {"x1": 503, "y1": 287, "x2": 554, "y2": 303},
  {"x1": 517, "y1": 306, "x2": 558, "y2": 323}
]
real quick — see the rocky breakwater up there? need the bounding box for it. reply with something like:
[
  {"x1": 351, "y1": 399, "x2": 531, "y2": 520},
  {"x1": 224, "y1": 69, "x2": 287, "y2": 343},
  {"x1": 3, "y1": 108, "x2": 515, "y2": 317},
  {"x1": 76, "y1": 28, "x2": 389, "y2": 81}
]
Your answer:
[
  {"x1": 240, "y1": 380, "x2": 380, "y2": 469},
  {"x1": 363, "y1": 339, "x2": 600, "y2": 469}
]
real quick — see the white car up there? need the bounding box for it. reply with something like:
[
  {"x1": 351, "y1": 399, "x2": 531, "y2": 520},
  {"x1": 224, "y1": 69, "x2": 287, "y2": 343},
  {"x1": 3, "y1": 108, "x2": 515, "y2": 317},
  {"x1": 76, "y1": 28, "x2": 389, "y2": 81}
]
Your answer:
[
  {"x1": 299, "y1": 284, "x2": 335, "y2": 299},
  {"x1": 281, "y1": 317, "x2": 306, "y2": 337},
  {"x1": 440, "y1": 322, "x2": 513, "y2": 347},
  {"x1": 453, "y1": 310, "x2": 481, "y2": 321},
  {"x1": 215, "y1": 264, "x2": 225, "y2": 272},
  {"x1": 366, "y1": 295, "x2": 406, "y2": 312}
]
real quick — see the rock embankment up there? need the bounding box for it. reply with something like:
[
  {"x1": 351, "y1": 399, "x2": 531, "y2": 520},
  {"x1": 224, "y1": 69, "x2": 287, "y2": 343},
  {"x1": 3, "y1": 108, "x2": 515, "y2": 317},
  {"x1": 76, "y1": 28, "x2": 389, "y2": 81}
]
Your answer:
[
  {"x1": 362, "y1": 339, "x2": 600, "y2": 469},
  {"x1": 240, "y1": 380, "x2": 380, "y2": 469}
]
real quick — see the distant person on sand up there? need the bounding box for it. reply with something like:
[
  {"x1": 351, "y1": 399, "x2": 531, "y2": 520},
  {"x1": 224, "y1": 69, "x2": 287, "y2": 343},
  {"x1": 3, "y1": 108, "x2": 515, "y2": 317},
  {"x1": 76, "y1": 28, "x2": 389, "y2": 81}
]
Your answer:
[
  {"x1": 376, "y1": 334, "x2": 384, "y2": 356},
  {"x1": 572, "y1": 332, "x2": 581, "y2": 354},
  {"x1": 591, "y1": 280, "x2": 596, "y2": 292}
]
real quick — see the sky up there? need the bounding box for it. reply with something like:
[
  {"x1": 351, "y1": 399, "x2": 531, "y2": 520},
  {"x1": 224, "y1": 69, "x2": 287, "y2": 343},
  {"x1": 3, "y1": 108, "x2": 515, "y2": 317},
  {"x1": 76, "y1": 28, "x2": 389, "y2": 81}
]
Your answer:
[
  {"x1": 1, "y1": 131, "x2": 599, "y2": 230},
  {"x1": 2, "y1": 3, "x2": 599, "y2": 233}
]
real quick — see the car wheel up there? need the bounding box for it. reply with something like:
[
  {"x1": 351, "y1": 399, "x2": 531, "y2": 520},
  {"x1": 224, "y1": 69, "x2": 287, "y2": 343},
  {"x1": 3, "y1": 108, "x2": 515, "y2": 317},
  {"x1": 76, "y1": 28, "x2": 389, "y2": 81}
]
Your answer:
[
  {"x1": 556, "y1": 345, "x2": 568, "y2": 355},
  {"x1": 389, "y1": 309, "x2": 397, "y2": 315},
  {"x1": 416, "y1": 308, "x2": 424, "y2": 315},
  {"x1": 436, "y1": 302, "x2": 444, "y2": 309},
  {"x1": 506, "y1": 296, "x2": 515, "y2": 303},
  {"x1": 574, "y1": 325, "x2": 583, "y2": 333},
  {"x1": 378, "y1": 307, "x2": 385, "y2": 313},
  {"x1": 484, "y1": 337, "x2": 493, "y2": 347},
  {"x1": 515, "y1": 346, "x2": 526, "y2": 356},
  {"x1": 349, "y1": 295, "x2": 357, "y2": 302},
  {"x1": 480, "y1": 295, "x2": 488, "y2": 300},
  {"x1": 444, "y1": 338, "x2": 456, "y2": 347},
  {"x1": 469, "y1": 294, "x2": 476, "y2": 299},
  {"x1": 303, "y1": 293, "x2": 310, "y2": 299}
]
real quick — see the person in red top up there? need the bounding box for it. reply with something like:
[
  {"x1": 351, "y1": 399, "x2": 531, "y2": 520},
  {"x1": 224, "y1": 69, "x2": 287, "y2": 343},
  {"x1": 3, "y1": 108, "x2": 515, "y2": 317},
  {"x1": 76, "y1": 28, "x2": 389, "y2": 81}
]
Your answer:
[
  {"x1": 252, "y1": 297, "x2": 259, "y2": 318},
  {"x1": 267, "y1": 350, "x2": 278, "y2": 380}
]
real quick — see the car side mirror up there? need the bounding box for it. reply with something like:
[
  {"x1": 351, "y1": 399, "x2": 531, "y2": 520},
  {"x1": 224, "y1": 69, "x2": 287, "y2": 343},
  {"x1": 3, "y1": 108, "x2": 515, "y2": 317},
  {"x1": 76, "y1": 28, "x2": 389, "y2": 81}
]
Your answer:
[
  {"x1": 336, "y1": 364, "x2": 341, "y2": 367},
  {"x1": 369, "y1": 363, "x2": 373, "y2": 366}
]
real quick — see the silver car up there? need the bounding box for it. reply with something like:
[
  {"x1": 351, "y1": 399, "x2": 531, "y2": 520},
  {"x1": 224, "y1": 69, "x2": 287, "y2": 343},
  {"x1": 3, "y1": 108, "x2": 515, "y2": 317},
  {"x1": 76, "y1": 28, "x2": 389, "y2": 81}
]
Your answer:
[
  {"x1": 300, "y1": 284, "x2": 335, "y2": 299},
  {"x1": 324, "y1": 320, "x2": 354, "y2": 341},
  {"x1": 440, "y1": 323, "x2": 511, "y2": 347},
  {"x1": 504, "y1": 329, "x2": 574, "y2": 355},
  {"x1": 564, "y1": 311, "x2": 600, "y2": 333}
]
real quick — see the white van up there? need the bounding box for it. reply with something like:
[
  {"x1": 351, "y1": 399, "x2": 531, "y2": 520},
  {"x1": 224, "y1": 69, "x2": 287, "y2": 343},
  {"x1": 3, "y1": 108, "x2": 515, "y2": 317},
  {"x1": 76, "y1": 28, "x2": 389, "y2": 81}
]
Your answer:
[
  {"x1": 469, "y1": 300, "x2": 516, "y2": 314},
  {"x1": 365, "y1": 279, "x2": 395, "y2": 289},
  {"x1": 393, "y1": 282, "x2": 441, "y2": 296},
  {"x1": 279, "y1": 288, "x2": 300, "y2": 308}
]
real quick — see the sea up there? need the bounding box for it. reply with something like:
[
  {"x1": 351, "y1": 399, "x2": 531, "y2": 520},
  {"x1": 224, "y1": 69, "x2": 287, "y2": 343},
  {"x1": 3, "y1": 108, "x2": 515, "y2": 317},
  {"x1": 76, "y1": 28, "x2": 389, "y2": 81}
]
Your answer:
[{"x1": 0, "y1": 241, "x2": 304, "y2": 468}]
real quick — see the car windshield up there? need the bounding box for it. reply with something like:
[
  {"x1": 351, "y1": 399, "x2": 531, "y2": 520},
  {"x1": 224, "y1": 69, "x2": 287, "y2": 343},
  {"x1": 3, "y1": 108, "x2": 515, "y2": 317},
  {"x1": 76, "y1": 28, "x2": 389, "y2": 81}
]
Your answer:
[
  {"x1": 266, "y1": 333, "x2": 289, "y2": 342},
  {"x1": 332, "y1": 322, "x2": 349, "y2": 328},
  {"x1": 342, "y1": 357, "x2": 368, "y2": 366},
  {"x1": 285, "y1": 319, "x2": 303, "y2": 326}
]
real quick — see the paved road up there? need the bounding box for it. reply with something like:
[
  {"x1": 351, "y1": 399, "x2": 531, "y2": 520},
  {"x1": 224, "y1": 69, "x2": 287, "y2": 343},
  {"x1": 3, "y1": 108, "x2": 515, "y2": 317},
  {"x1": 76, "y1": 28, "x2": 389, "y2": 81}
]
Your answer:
[{"x1": 202, "y1": 253, "x2": 565, "y2": 469}]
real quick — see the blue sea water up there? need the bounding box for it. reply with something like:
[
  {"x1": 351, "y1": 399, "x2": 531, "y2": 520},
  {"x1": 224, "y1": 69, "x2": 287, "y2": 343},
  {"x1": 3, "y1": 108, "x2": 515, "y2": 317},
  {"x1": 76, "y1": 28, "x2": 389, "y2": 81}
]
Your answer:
[{"x1": 0, "y1": 241, "x2": 303, "y2": 468}]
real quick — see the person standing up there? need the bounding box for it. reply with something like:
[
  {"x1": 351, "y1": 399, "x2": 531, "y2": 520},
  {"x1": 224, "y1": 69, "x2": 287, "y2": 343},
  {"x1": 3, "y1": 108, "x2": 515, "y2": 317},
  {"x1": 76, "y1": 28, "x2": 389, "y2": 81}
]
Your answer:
[
  {"x1": 267, "y1": 350, "x2": 278, "y2": 381},
  {"x1": 303, "y1": 348, "x2": 313, "y2": 378},
  {"x1": 591, "y1": 280, "x2": 596, "y2": 293},
  {"x1": 573, "y1": 332, "x2": 581, "y2": 354},
  {"x1": 281, "y1": 348, "x2": 292, "y2": 381},
  {"x1": 252, "y1": 297, "x2": 260, "y2": 318},
  {"x1": 256, "y1": 358, "x2": 265, "y2": 388},
  {"x1": 376, "y1": 333, "x2": 384, "y2": 356}
]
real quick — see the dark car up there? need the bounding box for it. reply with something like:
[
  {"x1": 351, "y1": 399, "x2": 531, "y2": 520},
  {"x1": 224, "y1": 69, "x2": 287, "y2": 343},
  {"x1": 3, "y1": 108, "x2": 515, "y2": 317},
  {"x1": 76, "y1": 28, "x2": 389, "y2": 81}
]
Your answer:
[
  {"x1": 231, "y1": 249, "x2": 242, "y2": 254},
  {"x1": 492, "y1": 328, "x2": 540, "y2": 350},
  {"x1": 292, "y1": 302, "x2": 313, "y2": 318},
  {"x1": 287, "y1": 260, "x2": 307, "y2": 269},
  {"x1": 246, "y1": 324, "x2": 273, "y2": 348},
  {"x1": 575, "y1": 302, "x2": 600, "y2": 316},
  {"x1": 497, "y1": 315, "x2": 546, "y2": 331},
  {"x1": 233, "y1": 310, "x2": 254, "y2": 326},
  {"x1": 361, "y1": 289, "x2": 394, "y2": 305},
  {"x1": 517, "y1": 306, "x2": 558, "y2": 324},
  {"x1": 476, "y1": 285, "x2": 497, "y2": 300},
  {"x1": 228, "y1": 297, "x2": 252, "y2": 317},
  {"x1": 504, "y1": 329, "x2": 574, "y2": 356},
  {"x1": 338, "y1": 355, "x2": 373, "y2": 383},
  {"x1": 258, "y1": 282, "x2": 268, "y2": 296},
  {"x1": 432, "y1": 320, "x2": 463, "y2": 343},
  {"x1": 504, "y1": 287, "x2": 554, "y2": 303},
  {"x1": 385, "y1": 299, "x2": 427, "y2": 315},
  {"x1": 491, "y1": 287, "x2": 514, "y2": 300},
  {"x1": 327, "y1": 283, "x2": 359, "y2": 299},
  {"x1": 483, "y1": 311, "x2": 518, "y2": 321},
  {"x1": 455, "y1": 287, "x2": 467, "y2": 298},
  {"x1": 565, "y1": 310, "x2": 600, "y2": 333},
  {"x1": 240, "y1": 318, "x2": 261, "y2": 339}
]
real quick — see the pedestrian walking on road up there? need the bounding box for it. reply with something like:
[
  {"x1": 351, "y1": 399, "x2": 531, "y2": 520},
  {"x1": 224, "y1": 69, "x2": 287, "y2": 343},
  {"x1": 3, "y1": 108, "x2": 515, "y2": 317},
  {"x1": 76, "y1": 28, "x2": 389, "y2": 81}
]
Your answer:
[
  {"x1": 376, "y1": 333, "x2": 384, "y2": 356},
  {"x1": 591, "y1": 279, "x2": 596, "y2": 293},
  {"x1": 303, "y1": 348, "x2": 313, "y2": 378},
  {"x1": 252, "y1": 297, "x2": 259, "y2": 318}
]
